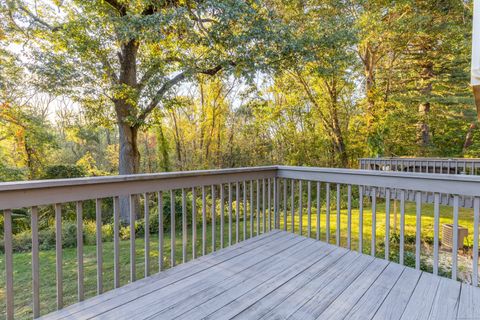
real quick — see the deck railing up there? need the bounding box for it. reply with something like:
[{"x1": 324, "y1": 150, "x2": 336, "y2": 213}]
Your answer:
[
  {"x1": 1, "y1": 166, "x2": 480, "y2": 319},
  {"x1": 360, "y1": 157, "x2": 480, "y2": 174}
]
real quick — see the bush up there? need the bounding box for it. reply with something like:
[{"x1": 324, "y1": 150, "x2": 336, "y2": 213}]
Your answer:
[{"x1": 41, "y1": 165, "x2": 86, "y2": 180}]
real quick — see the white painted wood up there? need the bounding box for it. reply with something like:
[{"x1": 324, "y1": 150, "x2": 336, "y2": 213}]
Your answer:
[
  {"x1": 453, "y1": 195, "x2": 459, "y2": 280},
  {"x1": 299, "y1": 180, "x2": 303, "y2": 235},
  {"x1": 31, "y1": 206, "x2": 40, "y2": 318},
  {"x1": 76, "y1": 201, "x2": 85, "y2": 299},
  {"x1": 144, "y1": 193, "x2": 150, "y2": 276},
  {"x1": 317, "y1": 182, "x2": 321, "y2": 241},
  {"x1": 274, "y1": 177, "x2": 278, "y2": 229},
  {"x1": 229, "y1": 183, "x2": 233, "y2": 245},
  {"x1": 157, "y1": 191, "x2": 164, "y2": 271},
  {"x1": 257, "y1": 180, "x2": 260, "y2": 236},
  {"x1": 250, "y1": 180, "x2": 253, "y2": 237},
  {"x1": 433, "y1": 193, "x2": 440, "y2": 275},
  {"x1": 130, "y1": 195, "x2": 136, "y2": 280},
  {"x1": 4, "y1": 209, "x2": 14, "y2": 320},
  {"x1": 237, "y1": 181, "x2": 240, "y2": 242},
  {"x1": 291, "y1": 179, "x2": 295, "y2": 233},
  {"x1": 268, "y1": 178, "x2": 271, "y2": 231},
  {"x1": 283, "y1": 178, "x2": 287, "y2": 231},
  {"x1": 96, "y1": 198, "x2": 103, "y2": 294}
]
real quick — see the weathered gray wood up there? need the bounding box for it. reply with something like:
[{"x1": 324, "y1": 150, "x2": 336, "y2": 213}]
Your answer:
[
  {"x1": 86, "y1": 233, "x2": 300, "y2": 319},
  {"x1": 55, "y1": 203, "x2": 63, "y2": 309},
  {"x1": 371, "y1": 187, "x2": 376, "y2": 256},
  {"x1": 268, "y1": 178, "x2": 271, "y2": 231},
  {"x1": 298, "y1": 180, "x2": 302, "y2": 235},
  {"x1": 291, "y1": 179, "x2": 295, "y2": 233},
  {"x1": 359, "y1": 186, "x2": 363, "y2": 253},
  {"x1": 112, "y1": 197, "x2": 120, "y2": 288},
  {"x1": 221, "y1": 184, "x2": 225, "y2": 248},
  {"x1": 385, "y1": 188, "x2": 390, "y2": 260},
  {"x1": 157, "y1": 191, "x2": 164, "y2": 271},
  {"x1": 212, "y1": 185, "x2": 216, "y2": 252},
  {"x1": 326, "y1": 183, "x2": 330, "y2": 243},
  {"x1": 202, "y1": 186, "x2": 206, "y2": 255},
  {"x1": 427, "y1": 277, "x2": 461, "y2": 320},
  {"x1": 307, "y1": 181, "x2": 311, "y2": 238},
  {"x1": 250, "y1": 180, "x2": 253, "y2": 237},
  {"x1": 257, "y1": 180, "x2": 260, "y2": 236},
  {"x1": 170, "y1": 190, "x2": 175, "y2": 267},
  {"x1": 372, "y1": 267, "x2": 422, "y2": 320},
  {"x1": 76, "y1": 201, "x2": 85, "y2": 299},
  {"x1": 191, "y1": 188, "x2": 196, "y2": 259},
  {"x1": 336, "y1": 183, "x2": 341, "y2": 246},
  {"x1": 130, "y1": 195, "x2": 136, "y2": 280},
  {"x1": 433, "y1": 193, "x2": 440, "y2": 275},
  {"x1": 400, "y1": 189, "x2": 405, "y2": 265},
  {"x1": 457, "y1": 283, "x2": 480, "y2": 319},
  {"x1": 415, "y1": 191, "x2": 421, "y2": 270},
  {"x1": 31, "y1": 206, "x2": 40, "y2": 318},
  {"x1": 237, "y1": 181, "x2": 240, "y2": 242},
  {"x1": 182, "y1": 189, "x2": 187, "y2": 263},
  {"x1": 452, "y1": 195, "x2": 459, "y2": 279},
  {"x1": 96, "y1": 199, "x2": 103, "y2": 294},
  {"x1": 347, "y1": 184, "x2": 352, "y2": 249},
  {"x1": 4, "y1": 209, "x2": 14, "y2": 320},
  {"x1": 283, "y1": 178, "x2": 287, "y2": 231},
  {"x1": 243, "y1": 181, "x2": 247, "y2": 240},
  {"x1": 400, "y1": 272, "x2": 441, "y2": 319},
  {"x1": 317, "y1": 181, "x2": 321, "y2": 241},
  {"x1": 43, "y1": 231, "x2": 283, "y2": 320},
  {"x1": 229, "y1": 183, "x2": 233, "y2": 245},
  {"x1": 316, "y1": 258, "x2": 389, "y2": 320},
  {"x1": 474, "y1": 197, "x2": 479, "y2": 286},
  {"x1": 144, "y1": 193, "x2": 150, "y2": 276}
]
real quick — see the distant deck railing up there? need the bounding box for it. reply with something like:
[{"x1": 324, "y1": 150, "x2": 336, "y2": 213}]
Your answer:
[
  {"x1": 359, "y1": 157, "x2": 480, "y2": 174},
  {"x1": 1, "y1": 166, "x2": 480, "y2": 319}
]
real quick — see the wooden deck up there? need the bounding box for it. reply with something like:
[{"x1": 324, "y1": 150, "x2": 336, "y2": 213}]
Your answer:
[{"x1": 41, "y1": 230, "x2": 480, "y2": 320}]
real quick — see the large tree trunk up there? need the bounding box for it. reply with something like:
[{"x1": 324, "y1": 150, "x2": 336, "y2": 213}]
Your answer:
[{"x1": 417, "y1": 60, "x2": 433, "y2": 154}]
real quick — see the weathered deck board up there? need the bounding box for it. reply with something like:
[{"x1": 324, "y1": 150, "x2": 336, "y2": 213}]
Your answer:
[{"x1": 40, "y1": 230, "x2": 480, "y2": 320}]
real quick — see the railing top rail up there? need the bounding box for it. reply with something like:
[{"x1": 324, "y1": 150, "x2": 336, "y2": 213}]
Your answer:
[{"x1": 359, "y1": 157, "x2": 480, "y2": 162}]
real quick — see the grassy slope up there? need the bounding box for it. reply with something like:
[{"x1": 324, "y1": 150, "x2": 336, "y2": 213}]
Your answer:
[{"x1": 0, "y1": 201, "x2": 477, "y2": 319}]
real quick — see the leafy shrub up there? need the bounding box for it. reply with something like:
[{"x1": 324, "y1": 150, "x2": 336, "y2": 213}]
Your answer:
[{"x1": 41, "y1": 165, "x2": 86, "y2": 179}]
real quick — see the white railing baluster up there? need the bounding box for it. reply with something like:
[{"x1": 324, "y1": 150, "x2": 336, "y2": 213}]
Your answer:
[
  {"x1": 385, "y1": 188, "x2": 390, "y2": 260},
  {"x1": 191, "y1": 188, "x2": 196, "y2": 259},
  {"x1": 433, "y1": 193, "x2": 440, "y2": 275},
  {"x1": 452, "y1": 195, "x2": 459, "y2": 280},
  {"x1": 307, "y1": 181, "x2": 311, "y2": 238},
  {"x1": 170, "y1": 190, "x2": 176, "y2": 267},
  {"x1": 55, "y1": 203, "x2": 63, "y2": 309},
  {"x1": 228, "y1": 183, "x2": 233, "y2": 244},
  {"x1": 400, "y1": 190, "x2": 405, "y2": 265},
  {"x1": 243, "y1": 181, "x2": 247, "y2": 240},
  {"x1": 4, "y1": 209, "x2": 13, "y2": 320},
  {"x1": 182, "y1": 189, "x2": 187, "y2": 263},
  {"x1": 358, "y1": 187, "x2": 364, "y2": 254},
  {"x1": 236, "y1": 181, "x2": 240, "y2": 242},
  {"x1": 299, "y1": 180, "x2": 303, "y2": 236},
  {"x1": 283, "y1": 178, "x2": 287, "y2": 231},
  {"x1": 76, "y1": 201, "x2": 85, "y2": 299},
  {"x1": 317, "y1": 182, "x2": 321, "y2": 241},
  {"x1": 144, "y1": 193, "x2": 150, "y2": 276},
  {"x1": 291, "y1": 179, "x2": 295, "y2": 233},
  {"x1": 336, "y1": 184, "x2": 341, "y2": 246},
  {"x1": 220, "y1": 184, "x2": 225, "y2": 248},
  {"x1": 130, "y1": 195, "x2": 136, "y2": 280},
  {"x1": 95, "y1": 198, "x2": 103, "y2": 294},
  {"x1": 415, "y1": 191, "x2": 421, "y2": 270},
  {"x1": 212, "y1": 185, "x2": 216, "y2": 251},
  {"x1": 371, "y1": 188, "x2": 376, "y2": 257},
  {"x1": 473, "y1": 196, "x2": 479, "y2": 286},
  {"x1": 250, "y1": 180, "x2": 253, "y2": 237},
  {"x1": 326, "y1": 183, "x2": 330, "y2": 243},
  {"x1": 31, "y1": 206, "x2": 40, "y2": 318},
  {"x1": 158, "y1": 191, "x2": 164, "y2": 271},
  {"x1": 347, "y1": 185, "x2": 352, "y2": 250}
]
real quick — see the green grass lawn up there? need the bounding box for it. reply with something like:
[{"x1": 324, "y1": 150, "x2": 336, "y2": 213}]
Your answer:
[{"x1": 0, "y1": 199, "x2": 477, "y2": 319}]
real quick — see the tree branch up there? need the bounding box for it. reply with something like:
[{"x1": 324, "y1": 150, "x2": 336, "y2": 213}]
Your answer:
[
  {"x1": 103, "y1": 0, "x2": 127, "y2": 15},
  {"x1": 18, "y1": 4, "x2": 61, "y2": 31}
]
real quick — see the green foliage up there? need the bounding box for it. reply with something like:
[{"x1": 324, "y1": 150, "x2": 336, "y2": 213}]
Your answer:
[{"x1": 41, "y1": 164, "x2": 86, "y2": 179}]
